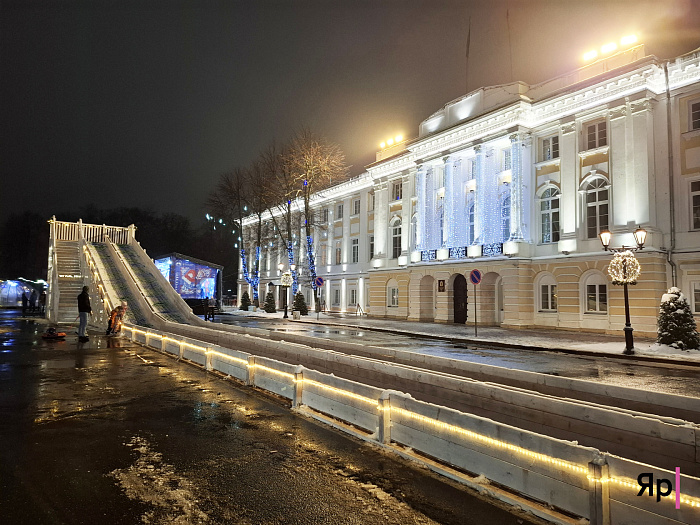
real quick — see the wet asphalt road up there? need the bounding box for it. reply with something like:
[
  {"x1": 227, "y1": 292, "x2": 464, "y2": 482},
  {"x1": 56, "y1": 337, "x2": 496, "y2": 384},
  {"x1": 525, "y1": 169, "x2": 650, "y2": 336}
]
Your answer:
[
  {"x1": 0, "y1": 310, "x2": 540, "y2": 525},
  {"x1": 215, "y1": 316, "x2": 700, "y2": 398}
]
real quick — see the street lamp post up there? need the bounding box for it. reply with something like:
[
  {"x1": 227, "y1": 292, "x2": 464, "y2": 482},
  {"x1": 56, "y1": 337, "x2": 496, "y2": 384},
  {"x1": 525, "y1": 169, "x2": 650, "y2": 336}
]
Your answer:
[
  {"x1": 598, "y1": 226, "x2": 647, "y2": 355},
  {"x1": 278, "y1": 262, "x2": 296, "y2": 319}
]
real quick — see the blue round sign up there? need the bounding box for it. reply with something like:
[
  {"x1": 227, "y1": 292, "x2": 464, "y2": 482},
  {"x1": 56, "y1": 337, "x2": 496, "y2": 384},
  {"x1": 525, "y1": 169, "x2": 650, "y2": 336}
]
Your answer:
[
  {"x1": 314, "y1": 276, "x2": 325, "y2": 287},
  {"x1": 469, "y1": 269, "x2": 482, "y2": 285}
]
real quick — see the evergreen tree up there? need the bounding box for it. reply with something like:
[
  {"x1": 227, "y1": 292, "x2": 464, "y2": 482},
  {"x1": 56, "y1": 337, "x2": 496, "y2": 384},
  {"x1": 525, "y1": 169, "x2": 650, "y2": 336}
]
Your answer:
[
  {"x1": 657, "y1": 287, "x2": 700, "y2": 350},
  {"x1": 263, "y1": 291, "x2": 277, "y2": 313},
  {"x1": 239, "y1": 291, "x2": 251, "y2": 311},
  {"x1": 293, "y1": 292, "x2": 308, "y2": 315}
]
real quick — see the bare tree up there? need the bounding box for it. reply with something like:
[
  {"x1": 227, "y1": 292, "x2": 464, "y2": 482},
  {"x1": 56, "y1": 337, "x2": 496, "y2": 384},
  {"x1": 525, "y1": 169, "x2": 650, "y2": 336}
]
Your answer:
[{"x1": 285, "y1": 128, "x2": 348, "y2": 308}]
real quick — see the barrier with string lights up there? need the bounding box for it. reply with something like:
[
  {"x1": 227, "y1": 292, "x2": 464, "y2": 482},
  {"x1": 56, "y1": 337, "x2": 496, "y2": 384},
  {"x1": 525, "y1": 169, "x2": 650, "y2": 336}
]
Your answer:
[{"x1": 122, "y1": 323, "x2": 700, "y2": 524}]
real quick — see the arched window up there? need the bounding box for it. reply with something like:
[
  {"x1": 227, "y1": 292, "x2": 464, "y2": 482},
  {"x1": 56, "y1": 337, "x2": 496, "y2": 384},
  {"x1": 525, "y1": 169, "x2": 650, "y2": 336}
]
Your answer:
[
  {"x1": 467, "y1": 197, "x2": 475, "y2": 245},
  {"x1": 537, "y1": 273, "x2": 558, "y2": 312},
  {"x1": 584, "y1": 178, "x2": 609, "y2": 239},
  {"x1": 500, "y1": 190, "x2": 511, "y2": 242},
  {"x1": 583, "y1": 273, "x2": 608, "y2": 313},
  {"x1": 539, "y1": 187, "x2": 560, "y2": 243},
  {"x1": 390, "y1": 217, "x2": 402, "y2": 259}
]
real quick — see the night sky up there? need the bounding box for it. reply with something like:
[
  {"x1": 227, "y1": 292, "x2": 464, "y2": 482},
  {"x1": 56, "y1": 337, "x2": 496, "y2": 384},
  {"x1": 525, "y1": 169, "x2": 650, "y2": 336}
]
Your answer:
[{"x1": 2, "y1": 0, "x2": 700, "y2": 227}]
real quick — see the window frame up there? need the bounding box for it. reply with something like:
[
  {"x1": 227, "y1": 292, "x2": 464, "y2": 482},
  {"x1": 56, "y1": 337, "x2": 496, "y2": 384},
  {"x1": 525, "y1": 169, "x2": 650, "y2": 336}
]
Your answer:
[
  {"x1": 691, "y1": 179, "x2": 700, "y2": 231},
  {"x1": 537, "y1": 274, "x2": 558, "y2": 312},
  {"x1": 335, "y1": 243, "x2": 342, "y2": 265},
  {"x1": 691, "y1": 100, "x2": 700, "y2": 132},
  {"x1": 352, "y1": 198, "x2": 361, "y2": 216},
  {"x1": 539, "y1": 186, "x2": 561, "y2": 244},
  {"x1": 583, "y1": 177, "x2": 610, "y2": 240},
  {"x1": 585, "y1": 120, "x2": 607, "y2": 150},
  {"x1": 583, "y1": 273, "x2": 608, "y2": 314},
  {"x1": 368, "y1": 192, "x2": 375, "y2": 212},
  {"x1": 692, "y1": 281, "x2": 700, "y2": 315},
  {"x1": 351, "y1": 238, "x2": 359, "y2": 263},
  {"x1": 541, "y1": 134, "x2": 560, "y2": 161},
  {"x1": 390, "y1": 218, "x2": 402, "y2": 259},
  {"x1": 388, "y1": 287, "x2": 399, "y2": 307},
  {"x1": 392, "y1": 181, "x2": 403, "y2": 201},
  {"x1": 322, "y1": 208, "x2": 329, "y2": 223},
  {"x1": 368, "y1": 235, "x2": 375, "y2": 261},
  {"x1": 500, "y1": 187, "x2": 511, "y2": 242},
  {"x1": 336, "y1": 203, "x2": 344, "y2": 220},
  {"x1": 502, "y1": 148, "x2": 512, "y2": 171}
]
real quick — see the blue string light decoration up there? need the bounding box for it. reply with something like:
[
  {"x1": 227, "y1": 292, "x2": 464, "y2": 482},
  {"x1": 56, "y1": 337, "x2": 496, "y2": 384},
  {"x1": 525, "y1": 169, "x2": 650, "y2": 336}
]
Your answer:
[
  {"x1": 307, "y1": 236, "x2": 317, "y2": 292},
  {"x1": 240, "y1": 247, "x2": 261, "y2": 300},
  {"x1": 421, "y1": 249, "x2": 437, "y2": 262},
  {"x1": 287, "y1": 242, "x2": 298, "y2": 295}
]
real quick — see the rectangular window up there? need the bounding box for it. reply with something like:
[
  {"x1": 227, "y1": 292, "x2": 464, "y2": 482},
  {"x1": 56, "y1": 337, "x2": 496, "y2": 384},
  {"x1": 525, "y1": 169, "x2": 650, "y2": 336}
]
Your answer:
[
  {"x1": 692, "y1": 181, "x2": 700, "y2": 230},
  {"x1": 335, "y1": 246, "x2": 342, "y2": 265},
  {"x1": 392, "y1": 181, "x2": 403, "y2": 201},
  {"x1": 368, "y1": 235, "x2": 375, "y2": 260},
  {"x1": 322, "y1": 208, "x2": 329, "y2": 223},
  {"x1": 694, "y1": 283, "x2": 700, "y2": 314},
  {"x1": 542, "y1": 136, "x2": 559, "y2": 161},
  {"x1": 349, "y1": 289, "x2": 357, "y2": 306},
  {"x1": 586, "y1": 122, "x2": 607, "y2": 150},
  {"x1": 467, "y1": 158, "x2": 476, "y2": 180},
  {"x1": 388, "y1": 287, "x2": 399, "y2": 307},
  {"x1": 333, "y1": 289, "x2": 340, "y2": 306},
  {"x1": 336, "y1": 203, "x2": 344, "y2": 220},
  {"x1": 352, "y1": 198, "x2": 361, "y2": 215},
  {"x1": 368, "y1": 192, "x2": 375, "y2": 211},
  {"x1": 692, "y1": 101, "x2": 700, "y2": 131},
  {"x1": 502, "y1": 149, "x2": 512, "y2": 171},
  {"x1": 587, "y1": 284, "x2": 607, "y2": 312},
  {"x1": 351, "y1": 238, "x2": 359, "y2": 263},
  {"x1": 541, "y1": 284, "x2": 557, "y2": 311}
]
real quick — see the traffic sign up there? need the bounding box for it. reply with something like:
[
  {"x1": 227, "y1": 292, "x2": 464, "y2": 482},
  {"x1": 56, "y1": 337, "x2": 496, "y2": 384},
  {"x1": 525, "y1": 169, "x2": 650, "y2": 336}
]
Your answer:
[
  {"x1": 469, "y1": 269, "x2": 482, "y2": 285},
  {"x1": 314, "y1": 276, "x2": 325, "y2": 287}
]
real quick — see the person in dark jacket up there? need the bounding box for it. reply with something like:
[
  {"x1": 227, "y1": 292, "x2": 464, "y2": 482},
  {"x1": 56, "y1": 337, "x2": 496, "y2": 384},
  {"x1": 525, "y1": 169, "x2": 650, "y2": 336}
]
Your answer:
[
  {"x1": 77, "y1": 286, "x2": 92, "y2": 342},
  {"x1": 21, "y1": 292, "x2": 28, "y2": 316}
]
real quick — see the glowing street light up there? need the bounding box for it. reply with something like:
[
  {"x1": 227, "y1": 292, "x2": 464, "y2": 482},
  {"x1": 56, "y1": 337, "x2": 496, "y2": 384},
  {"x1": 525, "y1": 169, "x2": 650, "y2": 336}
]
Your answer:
[
  {"x1": 379, "y1": 133, "x2": 405, "y2": 149},
  {"x1": 583, "y1": 34, "x2": 639, "y2": 62},
  {"x1": 598, "y1": 226, "x2": 647, "y2": 355}
]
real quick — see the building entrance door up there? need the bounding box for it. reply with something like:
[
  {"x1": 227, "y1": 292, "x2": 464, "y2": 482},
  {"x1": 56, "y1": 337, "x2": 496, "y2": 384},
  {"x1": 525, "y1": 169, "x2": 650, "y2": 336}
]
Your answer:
[{"x1": 454, "y1": 274, "x2": 468, "y2": 324}]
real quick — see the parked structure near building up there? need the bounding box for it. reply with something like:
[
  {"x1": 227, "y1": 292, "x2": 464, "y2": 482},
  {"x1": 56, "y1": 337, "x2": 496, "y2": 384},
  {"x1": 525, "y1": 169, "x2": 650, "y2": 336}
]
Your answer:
[{"x1": 240, "y1": 44, "x2": 700, "y2": 336}]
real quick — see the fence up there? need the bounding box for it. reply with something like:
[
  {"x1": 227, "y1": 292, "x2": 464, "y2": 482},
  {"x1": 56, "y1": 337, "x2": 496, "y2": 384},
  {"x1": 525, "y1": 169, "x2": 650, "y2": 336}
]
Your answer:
[
  {"x1": 49, "y1": 217, "x2": 135, "y2": 244},
  {"x1": 123, "y1": 324, "x2": 700, "y2": 525}
]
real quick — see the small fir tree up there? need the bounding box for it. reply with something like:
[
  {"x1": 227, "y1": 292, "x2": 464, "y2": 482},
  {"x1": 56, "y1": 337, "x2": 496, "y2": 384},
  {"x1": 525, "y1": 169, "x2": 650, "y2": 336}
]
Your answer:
[
  {"x1": 263, "y1": 291, "x2": 277, "y2": 313},
  {"x1": 657, "y1": 287, "x2": 700, "y2": 350},
  {"x1": 293, "y1": 292, "x2": 308, "y2": 315},
  {"x1": 239, "y1": 291, "x2": 251, "y2": 311}
]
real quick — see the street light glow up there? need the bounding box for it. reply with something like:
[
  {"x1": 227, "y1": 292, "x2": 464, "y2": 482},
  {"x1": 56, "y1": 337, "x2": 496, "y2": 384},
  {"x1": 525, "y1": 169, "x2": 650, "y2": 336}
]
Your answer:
[
  {"x1": 583, "y1": 50, "x2": 598, "y2": 61},
  {"x1": 600, "y1": 42, "x2": 617, "y2": 54},
  {"x1": 620, "y1": 34, "x2": 638, "y2": 46}
]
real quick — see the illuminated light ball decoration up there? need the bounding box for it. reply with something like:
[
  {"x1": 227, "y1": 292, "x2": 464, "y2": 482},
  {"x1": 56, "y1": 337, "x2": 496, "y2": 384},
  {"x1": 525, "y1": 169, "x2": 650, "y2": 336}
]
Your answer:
[{"x1": 608, "y1": 250, "x2": 641, "y2": 285}]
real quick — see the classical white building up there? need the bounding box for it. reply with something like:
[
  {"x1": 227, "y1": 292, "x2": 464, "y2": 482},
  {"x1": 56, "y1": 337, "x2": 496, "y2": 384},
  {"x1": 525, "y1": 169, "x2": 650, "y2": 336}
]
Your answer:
[{"x1": 241, "y1": 44, "x2": 700, "y2": 337}]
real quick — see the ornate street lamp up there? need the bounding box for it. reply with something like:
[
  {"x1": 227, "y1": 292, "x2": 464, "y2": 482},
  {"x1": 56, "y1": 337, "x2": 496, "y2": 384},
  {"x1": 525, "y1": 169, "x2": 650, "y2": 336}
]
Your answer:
[
  {"x1": 278, "y1": 262, "x2": 295, "y2": 319},
  {"x1": 598, "y1": 227, "x2": 647, "y2": 355}
]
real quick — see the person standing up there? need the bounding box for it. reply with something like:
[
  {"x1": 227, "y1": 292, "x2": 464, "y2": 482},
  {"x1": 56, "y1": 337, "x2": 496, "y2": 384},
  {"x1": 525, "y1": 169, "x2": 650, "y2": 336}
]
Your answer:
[
  {"x1": 21, "y1": 292, "x2": 28, "y2": 316},
  {"x1": 39, "y1": 291, "x2": 47, "y2": 315},
  {"x1": 29, "y1": 290, "x2": 37, "y2": 314},
  {"x1": 77, "y1": 286, "x2": 92, "y2": 342}
]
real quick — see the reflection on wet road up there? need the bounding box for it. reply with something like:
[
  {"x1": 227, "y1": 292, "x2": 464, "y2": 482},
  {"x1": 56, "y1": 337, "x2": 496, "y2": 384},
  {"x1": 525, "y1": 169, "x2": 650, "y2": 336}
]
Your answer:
[{"x1": 224, "y1": 317, "x2": 700, "y2": 398}]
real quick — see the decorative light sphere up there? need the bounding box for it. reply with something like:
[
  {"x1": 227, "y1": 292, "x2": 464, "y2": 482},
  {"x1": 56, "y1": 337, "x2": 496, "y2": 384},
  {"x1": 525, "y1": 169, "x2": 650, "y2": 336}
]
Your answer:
[{"x1": 608, "y1": 251, "x2": 641, "y2": 285}]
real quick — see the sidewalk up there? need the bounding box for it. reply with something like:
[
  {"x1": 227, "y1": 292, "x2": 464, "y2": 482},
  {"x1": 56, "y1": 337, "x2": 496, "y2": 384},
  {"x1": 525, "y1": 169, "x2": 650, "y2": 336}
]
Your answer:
[{"x1": 220, "y1": 307, "x2": 700, "y2": 365}]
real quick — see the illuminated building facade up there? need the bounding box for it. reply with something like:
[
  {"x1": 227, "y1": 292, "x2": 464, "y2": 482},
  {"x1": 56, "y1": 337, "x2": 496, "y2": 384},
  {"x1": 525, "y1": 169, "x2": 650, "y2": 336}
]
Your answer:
[{"x1": 241, "y1": 45, "x2": 700, "y2": 336}]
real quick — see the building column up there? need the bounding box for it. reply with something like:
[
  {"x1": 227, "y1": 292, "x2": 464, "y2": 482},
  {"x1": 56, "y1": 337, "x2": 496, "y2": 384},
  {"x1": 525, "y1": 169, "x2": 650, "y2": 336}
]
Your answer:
[
  {"x1": 415, "y1": 166, "x2": 426, "y2": 251},
  {"x1": 559, "y1": 121, "x2": 578, "y2": 238},
  {"x1": 508, "y1": 133, "x2": 530, "y2": 241},
  {"x1": 609, "y1": 103, "x2": 630, "y2": 229}
]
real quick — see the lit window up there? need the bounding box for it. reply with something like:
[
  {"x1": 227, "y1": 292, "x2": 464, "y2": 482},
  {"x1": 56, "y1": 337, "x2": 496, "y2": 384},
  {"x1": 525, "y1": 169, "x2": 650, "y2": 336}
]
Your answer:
[
  {"x1": 318, "y1": 244, "x2": 327, "y2": 266},
  {"x1": 352, "y1": 198, "x2": 360, "y2": 215},
  {"x1": 539, "y1": 187, "x2": 561, "y2": 243},
  {"x1": 586, "y1": 121, "x2": 607, "y2": 150},
  {"x1": 691, "y1": 180, "x2": 700, "y2": 230},
  {"x1": 335, "y1": 244, "x2": 341, "y2": 265},
  {"x1": 392, "y1": 181, "x2": 403, "y2": 201},
  {"x1": 351, "y1": 238, "x2": 359, "y2": 263},
  {"x1": 585, "y1": 178, "x2": 609, "y2": 239},
  {"x1": 542, "y1": 135, "x2": 559, "y2": 161}
]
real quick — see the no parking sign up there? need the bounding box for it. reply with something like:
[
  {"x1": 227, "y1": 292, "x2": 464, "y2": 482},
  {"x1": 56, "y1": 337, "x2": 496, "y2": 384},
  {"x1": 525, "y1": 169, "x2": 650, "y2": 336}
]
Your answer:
[
  {"x1": 314, "y1": 276, "x2": 325, "y2": 287},
  {"x1": 469, "y1": 269, "x2": 482, "y2": 285}
]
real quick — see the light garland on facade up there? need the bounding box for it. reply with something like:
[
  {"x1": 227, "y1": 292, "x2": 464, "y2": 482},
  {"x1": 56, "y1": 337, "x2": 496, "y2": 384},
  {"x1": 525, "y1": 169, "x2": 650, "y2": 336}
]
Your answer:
[
  {"x1": 608, "y1": 250, "x2": 641, "y2": 285},
  {"x1": 306, "y1": 236, "x2": 317, "y2": 292}
]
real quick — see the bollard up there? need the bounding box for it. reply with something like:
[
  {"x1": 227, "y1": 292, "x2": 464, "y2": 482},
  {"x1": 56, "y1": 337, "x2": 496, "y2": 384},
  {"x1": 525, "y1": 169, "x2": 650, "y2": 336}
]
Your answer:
[
  {"x1": 377, "y1": 392, "x2": 392, "y2": 444},
  {"x1": 588, "y1": 456, "x2": 610, "y2": 525},
  {"x1": 205, "y1": 347, "x2": 213, "y2": 371},
  {"x1": 293, "y1": 369, "x2": 304, "y2": 408},
  {"x1": 178, "y1": 340, "x2": 185, "y2": 360},
  {"x1": 246, "y1": 356, "x2": 256, "y2": 386}
]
